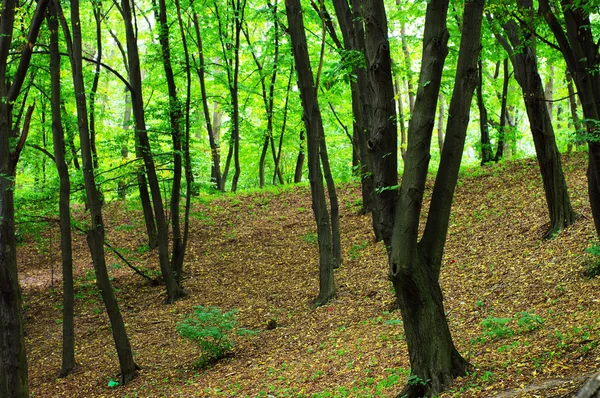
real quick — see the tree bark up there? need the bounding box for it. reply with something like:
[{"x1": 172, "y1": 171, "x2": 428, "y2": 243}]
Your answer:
[
  {"x1": 286, "y1": 0, "x2": 335, "y2": 306},
  {"x1": 364, "y1": 0, "x2": 398, "y2": 249},
  {"x1": 389, "y1": 0, "x2": 482, "y2": 395},
  {"x1": 118, "y1": 0, "x2": 181, "y2": 301},
  {"x1": 0, "y1": 1, "x2": 48, "y2": 395},
  {"x1": 48, "y1": 1, "x2": 75, "y2": 378},
  {"x1": 60, "y1": 0, "x2": 138, "y2": 383},
  {"x1": 294, "y1": 130, "x2": 305, "y2": 183},
  {"x1": 477, "y1": 59, "x2": 493, "y2": 164},
  {"x1": 495, "y1": 0, "x2": 575, "y2": 237}
]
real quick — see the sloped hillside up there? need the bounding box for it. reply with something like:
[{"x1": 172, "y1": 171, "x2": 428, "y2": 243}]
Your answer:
[{"x1": 19, "y1": 152, "x2": 600, "y2": 397}]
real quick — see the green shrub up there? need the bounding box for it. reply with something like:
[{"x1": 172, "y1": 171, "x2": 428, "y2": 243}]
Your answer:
[
  {"x1": 584, "y1": 243, "x2": 600, "y2": 277},
  {"x1": 176, "y1": 306, "x2": 238, "y2": 367}
]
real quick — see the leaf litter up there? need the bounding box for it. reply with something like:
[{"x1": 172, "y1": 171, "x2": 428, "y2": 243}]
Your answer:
[{"x1": 18, "y1": 152, "x2": 600, "y2": 397}]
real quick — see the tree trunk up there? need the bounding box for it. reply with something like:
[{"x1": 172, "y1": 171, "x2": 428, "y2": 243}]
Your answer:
[
  {"x1": 364, "y1": 0, "x2": 398, "y2": 248},
  {"x1": 118, "y1": 0, "x2": 180, "y2": 302},
  {"x1": 437, "y1": 93, "x2": 445, "y2": 152},
  {"x1": 294, "y1": 130, "x2": 305, "y2": 183},
  {"x1": 192, "y1": 13, "x2": 223, "y2": 191},
  {"x1": 286, "y1": 0, "x2": 335, "y2": 306},
  {"x1": 0, "y1": 1, "x2": 48, "y2": 395},
  {"x1": 48, "y1": 2, "x2": 75, "y2": 377},
  {"x1": 60, "y1": 0, "x2": 138, "y2": 383},
  {"x1": 494, "y1": 58, "x2": 510, "y2": 162},
  {"x1": 495, "y1": 1, "x2": 575, "y2": 237},
  {"x1": 477, "y1": 59, "x2": 493, "y2": 164},
  {"x1": 155, "y1": 0, "x2": 185, "y2": 286},
  {"x1": 389, "y1": 0, "x2": 482, "y2": 395}
]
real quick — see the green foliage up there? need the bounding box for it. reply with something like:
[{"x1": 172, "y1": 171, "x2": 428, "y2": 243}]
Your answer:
[
  {"x1": 302, "y1": 232, "x2": 318, "y2": 245},
  {"x1": 177, "y1": 306, "x2": 257, "y2": 368},
  {"x1": 584, "y1": 242, "x2": 600, "y2": 277},
  {"x1": 177, "y1": 306, "x2": 237, "y2": 367},
  {"x1": 481, "y1": 316, "x2": 514, "y2": 340},
  {"x1": 516, "y1": 311, "x2": 544, "y2": 331}
]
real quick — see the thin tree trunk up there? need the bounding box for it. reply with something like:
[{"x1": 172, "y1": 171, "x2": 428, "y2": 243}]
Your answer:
[
  {"x1": 60, "y1": 0, "x2": 138, "y2": 383},
  {"x1": 286, "y1": 0, "x2": 335, "y2": 305},
  {"x1": 437, "y1": 92, "x2": 445, "y2": 152},
  {"x1": 494, "y1": 58, "x2": 509, "y2": 161},
  {"x1": 192, "y1": 13, "x2": 223, "y2": 191},
  {"x1": 154, "y1": 0, "x2": 185, "y2": 285},
  {"x1": 477, "y1": 59, "x2": 493, "y2": 164},
  {"x1": 118, "y1": 0, "x2": 180, "y2": 302},
  {"x1": 294, "y1": 130, "x2": 305, "y2": 183},
  {"x1": 48, "y1": 2, "x2": 75, "y2": 378},
  {"x1": 89, "y1": 2, "x2": 102, "y2": 170},
  {"x1": 566, "y1": 71, "x2": 583, "y2": 149},
  {"x1": 273, "y1": 65, "x2": 293, "y2": 185}
]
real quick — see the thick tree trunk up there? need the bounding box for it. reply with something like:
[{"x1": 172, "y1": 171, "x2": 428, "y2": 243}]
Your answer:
[
  {"x1": 286, "y1": 0, "x2": 335, "y2": 306},
  {"x1": 389, "y1": 0, "x2": 482, "y2": 395},
  {"x1": 0, "y1": 1, "x2": 48, "y2": 395},
  {"x1": 496, "y1": 3, "x2": 575, "y2": 237},
  {"x1": 48, "y1": 2, "x2": 75, "y2": 377},
  {"x1": 437, "y1": 93, "x2": 445, "y2": 152},
  {"x1": 62, "y1": 0, "x2": 138, "y2": 383}
]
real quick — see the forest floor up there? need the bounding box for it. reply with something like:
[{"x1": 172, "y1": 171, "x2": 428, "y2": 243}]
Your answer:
[{"x1": 19, "y1": 152, "x2": 600, "y2": 397}]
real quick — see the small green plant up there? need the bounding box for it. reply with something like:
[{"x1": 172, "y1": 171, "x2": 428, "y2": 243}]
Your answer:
[
  {"x1": 516, "y1": 312, "x2": 544, "y2": 331},
  {"x1": 302, "y1": 232, "x2": 318, "y2": 245},
  {"x1": 177, "y1": 306, "x2": 255, "y2": 368},
  {"x1": 584, "y1": 242, "x2": 600, "y2": 277},
  {"x1": 481, "y1": 316, "x2": 514, "y2": 340},
  {"x1": 349, "y1": 241, "x2": 368, "y2": 260}
]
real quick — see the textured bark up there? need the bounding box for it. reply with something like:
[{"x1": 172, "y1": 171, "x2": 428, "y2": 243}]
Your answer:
[
  {"x1": 389, "y1": 0, "x2": 482, "y2": 395},
  {"x1": 495, "y1": 0, "x2": 575, "y2": 237},
  {"x1": 0, "y1": 1, "x2": 48, "y2": 395},
  {"x1": 364, "y1": 0, "x2": 398, "y2": 249},
  {"x1": 60, "y1": 0, "x2": 138, "y2": 383},
  {"x1": 539, "y1": 0, "x2": 600, "y2": 237},
  {"x1": 437, "y1": 93, "x2": 445, "y2": 152},
  {"x1": 118, "y1": 0, "x2": 180, "y2": 301},
  {"x1": 286, "y1": 0, "x2": 335, "y2": 306},
  {"x1": 48, "y1": 2, "x2": 74, "y2": 377}
]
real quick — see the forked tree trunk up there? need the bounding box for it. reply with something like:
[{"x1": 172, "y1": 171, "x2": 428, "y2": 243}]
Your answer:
[
  {"x1": 389, "y1": 0, "x2": 483, "y2": 395},
  {"x1": 48, "y1": 2, "x2": 74, "y2": 377},
  {"x1": 286, "y1": 0, "x2": 335, "y2": 306},
  {"x1": 0, "y1": 1, "x2": 48, "y2": 395},
  {"x1": 60, "y1": 0, "x2": 138, "y2": 383}
]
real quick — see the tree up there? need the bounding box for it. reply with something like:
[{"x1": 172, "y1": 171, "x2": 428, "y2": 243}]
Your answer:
[
  {"x1": 115, "y1": 0, "x2": 182, "y2": 302},
  {"x1": 47, "y1": 1, "x2": 75, "y2": 377},
  {"x1": 491, "y1": 0, "x2": 575, "y2": 237},
  {"x1": 365, "y1": 0, "x2": 484, "y2": 395},
  {"x1": 0, "y1": 1, "x2": 48, "y2": 395},
  {"x1": 58, "y1": 0, "x2": 138, "y2": 383},
  {"x1": 539, "y1": 0, "x2": 600, "y2": 237},
  {"x1": 285, "y1": 0, "x2": 335, "y2": 306}
]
